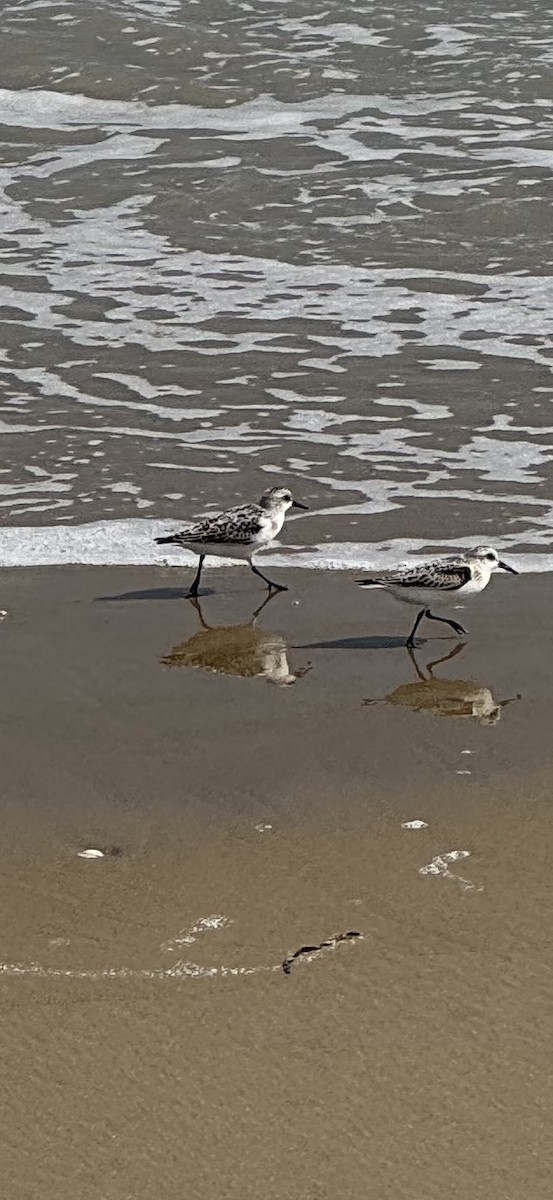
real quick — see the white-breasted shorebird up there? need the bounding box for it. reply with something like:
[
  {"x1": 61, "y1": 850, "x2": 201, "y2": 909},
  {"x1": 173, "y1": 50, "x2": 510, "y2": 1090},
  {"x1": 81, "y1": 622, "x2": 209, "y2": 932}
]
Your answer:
[
  {"x1": 356, "y1": 545, "x2": 518, "y2": 647},
  {"x1": 155, "y1": 485, "x2": 308, "y2": 597}
]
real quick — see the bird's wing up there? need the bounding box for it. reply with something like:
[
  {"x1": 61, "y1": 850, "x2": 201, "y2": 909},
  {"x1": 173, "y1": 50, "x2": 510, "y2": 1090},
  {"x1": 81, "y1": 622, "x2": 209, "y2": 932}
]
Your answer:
[
  {"x1": 172, "y1": 503, "x2": 264, "y2": 546},
  {"x1": 362, "y1": 562, "x2": 472, "y2": 590}
]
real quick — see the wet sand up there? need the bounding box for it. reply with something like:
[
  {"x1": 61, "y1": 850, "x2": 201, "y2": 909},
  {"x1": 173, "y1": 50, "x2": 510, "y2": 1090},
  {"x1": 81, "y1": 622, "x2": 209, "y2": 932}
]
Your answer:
[{"x1": 2, "y1": 565, "x2": 553, "y2": 1198}]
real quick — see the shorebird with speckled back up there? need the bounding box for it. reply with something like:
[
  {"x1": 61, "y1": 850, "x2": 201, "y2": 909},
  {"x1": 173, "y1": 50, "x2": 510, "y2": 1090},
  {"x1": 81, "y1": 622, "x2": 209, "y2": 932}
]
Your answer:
[
  {"x1": 155, "y1": 485, "x2": 308, "y2": 597},
  {"x1": 356, "y1": 545, "x2": 518, "y2": 647}
]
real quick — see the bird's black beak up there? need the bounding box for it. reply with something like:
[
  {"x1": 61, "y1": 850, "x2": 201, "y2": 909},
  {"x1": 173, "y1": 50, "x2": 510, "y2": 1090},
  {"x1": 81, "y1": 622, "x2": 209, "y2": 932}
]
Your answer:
[
  {"x1": 291, "y1": 500, "x2": 309, "y2": 510},
  {"x1": 498, "y1": 560, "x2": 518, "y2": 575}
]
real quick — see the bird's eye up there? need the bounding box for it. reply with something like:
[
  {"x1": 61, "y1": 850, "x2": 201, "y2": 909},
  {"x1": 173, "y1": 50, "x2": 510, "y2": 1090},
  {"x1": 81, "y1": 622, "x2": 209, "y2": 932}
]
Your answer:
[
  {"x1": 284, "y1": 493, "x2": 291, "y2": 502},
  {"x1": 486, "y1": 552, "x2": 496, "y2": 561}
]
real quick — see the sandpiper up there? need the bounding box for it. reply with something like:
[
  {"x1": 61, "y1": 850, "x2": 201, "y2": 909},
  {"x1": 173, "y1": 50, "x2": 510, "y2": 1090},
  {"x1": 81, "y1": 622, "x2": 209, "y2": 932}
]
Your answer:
[
  {"x1": 356, "y1": 545, "x2": 518, "y2": 647},
  {"x1": 155, "y1": 485, "x2": 308, "y2": 597}
]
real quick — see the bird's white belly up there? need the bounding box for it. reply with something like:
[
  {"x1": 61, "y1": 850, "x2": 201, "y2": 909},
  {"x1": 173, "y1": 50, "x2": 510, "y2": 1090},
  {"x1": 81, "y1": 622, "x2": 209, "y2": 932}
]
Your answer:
[
  {"x1": 388, "y1": 585, "x2": 466, "y2": 608},
  {"x1": 181, "y1": 541, "x2": 253, "y2": 561}
]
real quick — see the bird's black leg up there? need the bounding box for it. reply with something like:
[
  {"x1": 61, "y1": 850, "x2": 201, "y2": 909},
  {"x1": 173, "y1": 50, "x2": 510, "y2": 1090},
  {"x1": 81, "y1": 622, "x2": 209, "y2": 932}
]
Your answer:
[
  {"x1": 187, "y1": 555, "x2": 205, "y2": 598},
  {"x1": 249, "y1": 560, "x2": 288, "y2": 592},
  {"x1": 251, "y1": 591, "x2": 279, "y2": 621},
  {"x1": 426, "y1": 642, "x2": 466, "y2": 675},
  {"x1": 405, "y1": 644, "x2": 428, "y2": 681},
  {"x1": 188, "y1": 596, "x2": 209, "y2": 628},
  {"x1": 406, "y1": 608, "x2": 427, "y2": 648},
  {"x1": 425, "y1": 609, "x2": 467, "y2": 637}
]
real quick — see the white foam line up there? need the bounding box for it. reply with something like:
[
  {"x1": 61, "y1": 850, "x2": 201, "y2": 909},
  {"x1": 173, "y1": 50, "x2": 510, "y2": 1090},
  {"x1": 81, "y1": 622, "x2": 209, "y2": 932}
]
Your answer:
[
  {"x1": 0, "y1": 943, "x2": 360, "y2": 981},
  {"x1": 0, "y1": 909, "x2": 277, "y2": 981},
  {"x1": 0, "y1": 520, "x2": 549, "y2": 570},
  {"x1": 0, "y1": 87, "x2": 370, "y2": 134},
  {"x1": 0, "y1": 930, "x2": 361, "y2": 981},
  {"x1": 0, "y1": 959, "x2": 280, "y2": 981}
]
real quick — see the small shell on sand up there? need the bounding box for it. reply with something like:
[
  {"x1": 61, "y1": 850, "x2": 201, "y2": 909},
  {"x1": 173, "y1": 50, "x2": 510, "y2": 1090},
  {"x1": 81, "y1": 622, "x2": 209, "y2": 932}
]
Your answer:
[
  {"x1": 77, "y1": 846, "x2": 121, "y2": 859},
  {"x1": 401, "y1": 819, "x2": 428, "y2": 830}
]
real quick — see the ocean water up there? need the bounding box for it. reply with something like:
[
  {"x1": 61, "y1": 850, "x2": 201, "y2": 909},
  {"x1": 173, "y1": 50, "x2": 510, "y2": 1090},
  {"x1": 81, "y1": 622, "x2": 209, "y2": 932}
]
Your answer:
[{"x1": 0, "y1": 0, "x2": 552, "y2": 567}]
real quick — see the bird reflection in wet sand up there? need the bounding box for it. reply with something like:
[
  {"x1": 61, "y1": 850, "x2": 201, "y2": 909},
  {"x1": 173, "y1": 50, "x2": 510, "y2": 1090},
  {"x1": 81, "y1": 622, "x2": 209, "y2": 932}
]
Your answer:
[
  {"x1": 160, "y1": 595, "x2": 311, "y2": 686},
  {"x1": 363, "y1": 644, "x2": 520, "y2": 725}
]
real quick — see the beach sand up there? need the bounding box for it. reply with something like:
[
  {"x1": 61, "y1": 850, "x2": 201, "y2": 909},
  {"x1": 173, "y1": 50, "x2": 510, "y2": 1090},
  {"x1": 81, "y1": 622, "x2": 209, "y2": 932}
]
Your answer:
[{"x1": 1, "y1": 565, "x2": 552, "y2": 1198}]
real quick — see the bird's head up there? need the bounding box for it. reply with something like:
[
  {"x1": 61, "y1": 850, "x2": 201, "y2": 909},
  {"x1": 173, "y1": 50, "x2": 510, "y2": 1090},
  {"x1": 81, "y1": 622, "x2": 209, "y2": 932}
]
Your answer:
[
  {"x1": 472, "y1": 546, "x2": 518, "y2": 574},
  {"x1": 259, "y1": 486, "x2": 308, "y2": 513}
]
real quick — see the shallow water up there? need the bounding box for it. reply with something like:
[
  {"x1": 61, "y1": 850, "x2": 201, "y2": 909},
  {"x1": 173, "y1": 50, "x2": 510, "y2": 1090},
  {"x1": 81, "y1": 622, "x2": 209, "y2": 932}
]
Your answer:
[{"x1": 0, "y1": 0, "x2": 552, "y2": 564}]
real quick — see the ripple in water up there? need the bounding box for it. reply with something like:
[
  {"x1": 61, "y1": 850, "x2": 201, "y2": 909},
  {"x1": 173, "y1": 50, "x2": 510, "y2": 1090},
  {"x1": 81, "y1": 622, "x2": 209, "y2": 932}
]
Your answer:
[{"x1": 0, "y1": 0, "x2": 551, "y2": 564}]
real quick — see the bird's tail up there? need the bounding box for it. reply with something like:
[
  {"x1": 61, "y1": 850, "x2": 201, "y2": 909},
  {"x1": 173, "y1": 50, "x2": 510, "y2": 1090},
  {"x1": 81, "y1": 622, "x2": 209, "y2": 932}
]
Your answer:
[
  {"x1": 355, "y1": 578, "x2": 384, "y2": 588},
  {"x1": 156, "y1": 533, "x2": 181, "y2": 546}
]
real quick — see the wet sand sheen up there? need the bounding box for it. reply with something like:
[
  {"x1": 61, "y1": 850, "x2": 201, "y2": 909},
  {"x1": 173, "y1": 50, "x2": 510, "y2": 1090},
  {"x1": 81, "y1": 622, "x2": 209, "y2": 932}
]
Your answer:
[{"x1": 1, "y1": 566, "x2": 552, "y2": 1197}]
